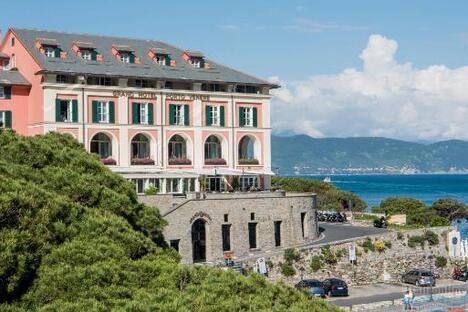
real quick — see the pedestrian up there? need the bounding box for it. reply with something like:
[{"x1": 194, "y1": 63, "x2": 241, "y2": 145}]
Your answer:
[
  {"x1": 408, "y1": 288, "x2": 415, "y2": 310},
  {"x1": 403, "y1": 290, "x2": 411, "y2": 311}
]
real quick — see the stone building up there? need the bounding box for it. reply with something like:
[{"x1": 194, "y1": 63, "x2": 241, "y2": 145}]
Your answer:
[{"x1": 140, "y1": 191, "x2": 318, "y2": 264}]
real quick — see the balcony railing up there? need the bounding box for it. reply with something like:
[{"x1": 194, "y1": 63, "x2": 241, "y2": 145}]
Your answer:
[
  {"x1": 238, "y1": 158, "x2": 259, "y2": 165},
  {"x1": 168, "y1": 158, "x2": 192, "y2": 165},
  {"x1": 101, "y1": 157, "x2": 117, "y2": 165},
  {"x1": 131, "y1": 158, "x2": 155, "y2": 165},
  {"x1": 205, "y1": 158, "x2": 227, "y2": 165}
]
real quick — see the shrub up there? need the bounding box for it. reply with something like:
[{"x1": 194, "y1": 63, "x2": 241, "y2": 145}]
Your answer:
[
  {"x1": 408, "y1": 235, "x2": 425, "y2": 248},
  {"x1": 284, "y1": 248, "x2": 300, "y2": 263},
  {"x1": 361, "y1": 237, "x2": 375, "y2": 252},
  {"x1": 310, "y1": 255, "x2": 322, "y2": 272},
  {"x1": 374, "y1": 239, "x2": 386, "y2": 252},
  {"x1": 397, "y1": 232, "x2": 404, "y2": 240},
  {"x1": 144, "y1": 186, "x2": 159, "y2": 195},
  {"x1": 280, "y1": 262, "x2": 296, "y2": 276},
  {"x1": 266, "y1": 260, "x2": 274, "y2": 269},
  {"x1": 384, "y1": 240, "x2": 392, "y2": 249},
  {"x1": 435, "y1": 256, "x2": 447, "y2": 268},
  {"x1": 321, "y1": 246, "x2": 338, "y2": 265},
  {"x1": 423, "y1": 230, "x2": 439, "y2": 246}
]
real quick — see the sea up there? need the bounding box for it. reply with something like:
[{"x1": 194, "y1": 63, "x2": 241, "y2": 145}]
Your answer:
[{"x1": 301, "y1": 174, "x2": 468, "y2": 238}]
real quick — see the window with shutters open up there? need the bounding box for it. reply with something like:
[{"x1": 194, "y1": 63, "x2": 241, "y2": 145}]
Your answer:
[
  {"x1": 240, "y1": 106, "x2": 257, "y2": 127},
  {"x1": 0, "y1": 87, "x2": 4, "y2": 99},
  {"x1": 57, "y1": 100, "x2": 73, "y2": 122},
  {"x1": 97, "y1": 102, "x2": 109, "y2": 123},
  {"x1": 174, "y1": 105, "x2": 184, "y2": 125}
]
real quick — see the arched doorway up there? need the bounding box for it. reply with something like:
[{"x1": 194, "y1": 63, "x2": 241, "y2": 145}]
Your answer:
[
  {"x1": 191, "y1": 219, "x2": 206, "y2": 263},
  {"x1": 90, "y1": 132, "x2": 112, "y2": 159}
]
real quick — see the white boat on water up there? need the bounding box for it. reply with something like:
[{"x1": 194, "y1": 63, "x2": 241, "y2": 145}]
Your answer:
[{"x1": 323, "y1": 176, "x2": 332, "y2": 183}]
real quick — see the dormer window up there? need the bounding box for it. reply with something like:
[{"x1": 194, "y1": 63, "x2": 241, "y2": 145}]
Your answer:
[
  {"x1": 183, "y1": 51, "x2": 206, "y2": 68},
  {"x1": 192, "y1": 58, "x2": 201, "y2": 68},
  {"x1": 112, "y1": 45, "x2": 136, "y2": 64},
  {"x1": 45, "y1": 46, "x2": 57, "y2": 58},
  {"x1": 155, "y1": 54, "x2": 169, "y2": 66},
  {"x1": 120, "y1": 52, "x2": 130, "y2": 63},
  {"x1": 82, "y1": 49, "x2": 92, "y2": 60},
  {"x1": 148, "y1": 48, "x2": 171, "y2": 66}
]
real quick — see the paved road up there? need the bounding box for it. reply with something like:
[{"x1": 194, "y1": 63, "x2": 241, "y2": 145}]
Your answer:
[
  {"x1": 330, "y1": 282, "x2": 467, "y2": 307},
  {"x1": 313, "y1": 222, "x2": 390, "y2": 245}
]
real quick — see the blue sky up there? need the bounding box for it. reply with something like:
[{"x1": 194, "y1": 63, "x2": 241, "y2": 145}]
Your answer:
[
  {"x1": 3, "y1": 0, "x2": 468, "y2": 80},
  {"x1": 3, "y1": 0, "x2": 468, "y2": 140}
]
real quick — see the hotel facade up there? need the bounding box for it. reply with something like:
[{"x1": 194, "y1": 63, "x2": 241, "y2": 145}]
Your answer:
[{"x1": 0, "y1": 28, "x2": 318, "y2": 263}]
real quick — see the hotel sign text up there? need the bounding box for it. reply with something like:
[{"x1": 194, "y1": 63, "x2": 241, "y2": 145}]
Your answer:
[
  {"x1": 112, "y1": 91, "x2": 210, "y2": 101},
  {"x1": 166, "y1": 93, "x2": 210, "y2": 101},
  {"x1": 113, "y1": 90, "x2": 157, "y2": 99}
]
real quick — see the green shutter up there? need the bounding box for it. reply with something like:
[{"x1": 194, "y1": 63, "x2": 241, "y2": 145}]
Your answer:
[
  {"x1": 184, "y1": 105, "x2": 189, "y2": 126},
  {"x1": 148, "y1": 103, "x2": 154, "y2": 125},
  {"x1": 200, "y1": 59, "x2": 205, "y2": 68},
  {"x1": 72, "y1": 100, "x2": 78, "y2": 122},
  {"x1": 132, "y1": 103, "x2": 140, "y2": 124},
  {"x1": 165, "y1": 55, "x2": 171, "y2": 66},
  {"x1": 54, "y1": 47, "x2": 61, "y2": 58},
  {"x1": 4, "y1": 86, "x2": 11, "y2": 99},
  {"x1": 253, "y1": 107, "x2": 258, "y2": 127},
  {"x1": 205, "y1": 105, "x2": 212, "y2": 126},
  {"x1": 169, "y1": 104, "x2": 175, "y2": 125},
  {"x1": 91, "y1": 50, "x2": 97, "y2": 61},
  {"x1": 220, "y1": 105, "x2": 225, "y2": 127},
  {"x1": 239, "y1": 107, "x2": 245, "y2": 127},
  {"x1": 4, "y1": 111, "x2": 11, "y2": 128},
  {"x1": 109, "y1": 101, "x2": 115, "y2": 123},
  {"x1": 92, "y1": 101, "x2": 98, "y2": 123},
  {"x1": 55, "y1": 99, "x2": 62, "y2": 122},
  {"x1": 129, "y1": 53, "x2": 135, "y2": 63}
]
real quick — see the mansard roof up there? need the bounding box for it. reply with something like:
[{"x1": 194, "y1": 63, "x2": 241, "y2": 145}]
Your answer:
[{"x1": 12, "y1": 28, "x2": 277, "y2": 88}]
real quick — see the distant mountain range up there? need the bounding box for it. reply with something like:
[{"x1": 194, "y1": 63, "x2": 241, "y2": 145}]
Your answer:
[{"x1": 272, "y1": 135, "x2": 468, "y2": 175}]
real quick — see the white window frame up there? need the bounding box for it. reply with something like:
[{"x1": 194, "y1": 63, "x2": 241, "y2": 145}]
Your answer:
[
  {"x1": 174, "y1": 105, "x2": 185, "y2": 126},
  {"x1": 211, "y1": 106, "x2": 220, "y2": 126},
  {"x1": 82, "y1": 50, "x2": 92, "y2": 60},
  {"x1": 0, "y1": 111, "x2": 4, "y2": 128},
  {"x1": 45, "y1": 47, "x2": 56, "y2": 58},
  {"x1": 244, "y1": 107, "x2": 253, "y2": 127},
  {"x1": 139, "y1": 103, "x2": 148, "y2": 125},
  {"x1": 0, "y1": 86, "x2": 4, "y2": 99},
  {"x1": 192, "y1": 59, "x2": 201, "y2": 68},
  {"x1": 120, "y1": 52, "x2": 130, "y2": 63},
  {"x1": 97, "y1": 101, "x2": 109, "y2": 123},
  {"x1": 59, "y1": 100, "x2": 73, "y2": 122},
  {"x1": 155, "y1": 55, "x2": 165, "y2": 66}
]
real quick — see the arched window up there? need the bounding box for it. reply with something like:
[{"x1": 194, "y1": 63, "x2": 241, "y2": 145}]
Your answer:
[
  {"x1": 238, "y1": 136, "x2": 255, "y2": 160},
  {"x1": 168, "y1": 135, "x2": 186, "y2": 160},
  {"x1": 204, "y1": 135, "x2": 222, "y2": 160},
  {"x1": 90, "y1": 133, "x2": 112, "y2": 159},
  {"x1": 131, "y1": 134, "x2": 150, "y2": 160}
]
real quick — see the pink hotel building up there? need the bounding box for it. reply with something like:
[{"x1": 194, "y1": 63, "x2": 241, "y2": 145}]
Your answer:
[{"x1": 0, "y1": 28, "x2": 278, "y2": 194}]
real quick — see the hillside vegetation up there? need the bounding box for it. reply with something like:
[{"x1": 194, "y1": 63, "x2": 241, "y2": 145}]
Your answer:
[
  {"x1": 272, "y1": 135, "x2": 468, "y2": 174},
  {"x1": 272, "y1": 176, "x2": 366, "y2": 211},
  {"x1": 0, "y1": 130, "x2": 338, "y2": 311}
]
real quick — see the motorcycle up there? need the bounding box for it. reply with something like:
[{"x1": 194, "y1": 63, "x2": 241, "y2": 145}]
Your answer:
[{"x1": 373, "y1": 216, "x2": 387, "y2": 228}]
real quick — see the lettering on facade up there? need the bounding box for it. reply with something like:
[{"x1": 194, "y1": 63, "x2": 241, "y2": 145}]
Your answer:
[
  {"x1": 189, "y1": 211, "x2": 212, "y2": 224},
  {"x1": 166, "y1": 93, "x2": 210, "y2": 101},
  {"x1": 112, "y1": 90, "x2": 157, "y2": 99}
]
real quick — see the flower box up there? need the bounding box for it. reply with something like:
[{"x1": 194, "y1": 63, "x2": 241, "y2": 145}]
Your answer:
[
  {"x1": 205, "y1": 158, "x2": 227, "y2": 165},
  {"x1": 238, "y1": 158, "x2": 259, "y2": 165},
  {"x1": 168, "y1": 158, "x2": 192, "y2": 166},
  {"x1": 131, "y1": 158, "x2": 155, "y2": 165},
  {"x1": 101, "y1": 158, "x2": 116, "y2": 165}
]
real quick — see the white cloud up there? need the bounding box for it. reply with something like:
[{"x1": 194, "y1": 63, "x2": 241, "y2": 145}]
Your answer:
[{"x1": 270, "y1": 34, "x2": 468, "y2": 141}]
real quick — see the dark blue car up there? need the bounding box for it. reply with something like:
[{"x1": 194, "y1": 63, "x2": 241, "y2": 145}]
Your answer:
[
  {"x1": 322, "y1": 278, "x2": 348, "y2": 297},
  {"x1": 295, "y1": 279, "x2": 326, "y2": 298}
]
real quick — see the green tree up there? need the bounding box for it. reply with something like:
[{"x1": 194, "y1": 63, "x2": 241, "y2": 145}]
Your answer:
[{"x1": 431, "y1": 198, "x2": 468, "y2": 221}]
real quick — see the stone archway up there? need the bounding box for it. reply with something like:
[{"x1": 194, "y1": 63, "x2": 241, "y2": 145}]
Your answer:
[{"x1": 191, "y1": 218, "x2": 206, "y2": 263}]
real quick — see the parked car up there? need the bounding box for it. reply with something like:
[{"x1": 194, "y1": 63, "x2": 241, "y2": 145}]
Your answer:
[
  {"x1": 322, "y1": 278, "x2": 349, "y2": 297},
  {"x1": 295, "y1": 279, "x2": 326, "y2": 298},
  {"x1": 402, "y1": 270, "x2": 436, "y2": 287}
]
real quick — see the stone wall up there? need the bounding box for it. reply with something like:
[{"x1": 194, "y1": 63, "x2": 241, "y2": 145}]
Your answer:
[
  {"x1": 140, "y1": 192, "x2": 318, "y2": 264},
  {"x1": 254, "y1": 228, "x2": 452, "y2": 287}
]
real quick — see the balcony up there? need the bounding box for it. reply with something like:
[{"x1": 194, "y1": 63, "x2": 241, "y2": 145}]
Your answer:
[
  {"x1": 205, "y1": 158, "x2": 227, "y2": 166},
  {"x1": 131, "y1": 158, "x2": 155, "y2": 166},
  {"x1": 168, "y1": 158, "x2": 192, "y2": 166},
  {"x1": 101, "y1": 158, "x2": 117, "y2": 166},
  {"x1": 238, "y1": 158, "x2": 259, "y2": 165}
]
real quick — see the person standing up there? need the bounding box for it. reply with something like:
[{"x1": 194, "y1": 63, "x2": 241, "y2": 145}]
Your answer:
[
  {"x1": 403, "y1": 290, "x2": 411, "y2": 311},
  {"x1": 408, "y1": 288, "x2": 415, "y2": 310}
]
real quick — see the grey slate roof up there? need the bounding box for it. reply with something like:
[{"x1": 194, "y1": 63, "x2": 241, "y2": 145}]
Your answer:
[
  {"x1": 0, "y1": 70, "x2": 31, "y2": 86},
  {"x1": 12, "y1": 28, "x2": 277, "y2": 87}
]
